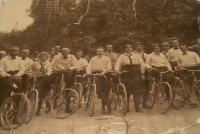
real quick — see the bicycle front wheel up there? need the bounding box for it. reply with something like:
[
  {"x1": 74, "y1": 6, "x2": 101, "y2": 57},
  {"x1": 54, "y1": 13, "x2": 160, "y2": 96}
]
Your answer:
[
  {"x1": 117, "y1": 84, "x2": 127, "y2": 116},
  {"x1": 146, "y1": 79, "x2": 156, "y2": 108},
  {"x1": 173, "y1": 77, "x2": 185, "y2": 107},
  {"x1": 25, "y1": 89, "x2": 39, "y2": 124},
  {"x1": 51, "y1": 88, "x2": 79, "y2": 119},
  {"x1": 88, "y1": 84, "x2": 97, "y2": 117},
  {"x1": 155, "y1": 82, "x2": 172, "y2": 114},
  {"x1": 110, "y1": 84, "x2": 117, "y2": 110},
  {"x1": 0, "y1": 93, "x2": 30, "y2": 130}
]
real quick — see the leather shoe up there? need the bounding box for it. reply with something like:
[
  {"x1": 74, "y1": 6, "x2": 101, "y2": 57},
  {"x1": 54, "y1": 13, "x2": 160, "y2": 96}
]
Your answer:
[
  {"x1": 172, "y1": 104, "x2": 180, "y2": 110},
  {"x1": 142, "y1": 104, "x2": 151, "y2": 109},
  {"x1": 36, "y1": 112, "x2": 43, "y2": 116}
]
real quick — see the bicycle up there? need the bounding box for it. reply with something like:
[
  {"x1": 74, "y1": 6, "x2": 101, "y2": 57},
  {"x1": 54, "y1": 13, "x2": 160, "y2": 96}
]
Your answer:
[
  {"x1": 109, "y1": 72, "x2": 118, "y2": 110},
  {"x1": 73, "y1": 74, "x2": 85, "y2": 107},
  {"x1": 173, "y1": 68, "x2": 200, "y2": 107},
  {"x1": 85, "y1": 74, "x2": 107, "y2": 117},
  {"x1": 0, "y1": 77, "x2": 30, "y2": 130},
  {"x1": 50, "y1": 70, "x2": 80, "y2": 119},
  {"x1": 25, "y1": 74, "x2": 46, "y2": 124},
  {"x1": 146, "y1": 68, "x2": 173, "y2": 114},
  {"x1": 116, "y1": 71, "x2": 128, "y2": 116}
]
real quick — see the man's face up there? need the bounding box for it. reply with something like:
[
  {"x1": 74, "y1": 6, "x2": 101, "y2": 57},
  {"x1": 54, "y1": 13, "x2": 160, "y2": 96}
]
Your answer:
[
  {"x1": 61, "y1": 49, "x2": 69, "y2": 57},
  {"x1": 162, "y1": 45, "x2": 170, "y2": 51},
  {"x1": 76, "y1": 52, "x2": 83, "y2": 58},
  {"x1": 197, "y1": 39, "x2": 200, "y2": 44},
  {"x1": 180, "y1": 45, "x2": 188, "y2": 53},
  {"x1": 50, "y1": 49, "x2": 56, "y2": 56},
  {"x1": 9, "y1": 49, "x2": 19, "y2": 57},
  {"x1": 0, "y1": 52, "x2": 6, "y2": 59},
  {"x1": 136, "y1": 45, "x2": 143, "y2": 52},
  {"x1": 106, "y1": 45, "x2": 113, "y2": 52},
  {"x1": 172, "y1": 40, "x2": 179, "y2": 48},
  {"x1": 22, "y1": 50, "x2": 29, "y2": 58},
  {"x1": 96, "y1": 48, "x2": 104, "y2": 56},
  {"x1": 125, "y1": 45, "x2": 133, "y2": 53},
  {"x1": 154, "y1": 46, "x2": 160, "y2": 53},
  {"x1": 55, "y1": 46, "x2": 60, "y2": 53}
]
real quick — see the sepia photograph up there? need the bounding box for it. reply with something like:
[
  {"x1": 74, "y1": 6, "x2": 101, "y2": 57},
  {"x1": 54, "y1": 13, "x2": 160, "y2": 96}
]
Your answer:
[{"x1": 0, "y1": 0, "x2": 200, "y2": 133}]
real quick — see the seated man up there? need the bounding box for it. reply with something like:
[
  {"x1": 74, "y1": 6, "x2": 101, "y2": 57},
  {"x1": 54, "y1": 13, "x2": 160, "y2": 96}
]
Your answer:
[
  {"x1": 86, "y1": 47, "x2": 112, "y2": 114},
  {"x1": 0, "y1": 50, "x2": 6, "y2": 60},
  {"x1": 51, "y1": 48, "x2": 78, "y2": 113},
  {"x1": 21, "y1": 49, "x2": 33, "y2": 93},
  {"x1": 0, "y1": 46, "x2": 24, "y2": 107},
  {"x1": 177, "y1": 43, "x2": 200, "y2": 106}
]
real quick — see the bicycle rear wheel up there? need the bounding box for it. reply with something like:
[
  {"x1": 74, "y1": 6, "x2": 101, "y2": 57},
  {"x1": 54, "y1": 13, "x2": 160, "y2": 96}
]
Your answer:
[
  {"x1": 155, "y1": 82, "x2": 172, "y2": 114},
  {"x1": 51, "y1": 88, "x2": 79, "y2": 119},
  {"x1": 73, "y1": 83, "x2": 83, "y2": 108},
  {"x1": 173, "y1": 77, "x2": 185, "y2": 107},
  {"x1": 117, "y1": 84, "x2": 127, "y2": 116},
  {"x1": 146, "y1": 79, "x2": 156, "y2": 108},
  {"x1": 0, "y1": 93, "x2": 30, "y2": 130},
  {"x1": 25, "y1": 89, "x2": 39, "y2": 124}
]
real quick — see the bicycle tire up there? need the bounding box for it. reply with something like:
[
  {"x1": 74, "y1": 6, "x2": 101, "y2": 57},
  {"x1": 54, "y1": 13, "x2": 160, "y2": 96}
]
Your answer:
[
  {"x1": 110, "y1": 84, "x2": 117, "y2": 110},
  {"x1": 146, "y1": 79, "x2": 156, "y2": 108},
  {"x1": 0, "y1": 93, "x2": 30, "y2": 130},
  {"x1": 88, "y1": 84, "x2": 96, "y2": 117},
  {"x1": 51, "y1": 88, "x2": 79, "y2": 119},
  {"x1": 173, "y1": 77, "x2": 185, "y2": 107},
  {"x1": 117, "y1": 84, "x2": 127, "y2": 116},
  {"x1": 155, "y1": 82, "x2": 172, "y2": 114},
  {"x1": 43, "y1": 96, "x2": 52, "y2": 113},
  {"x1": 25, "y1": 89, "x2": 39, "y2": 124},
  {"x1": 73, "y1": 83, "x2": 83, "y2": 108},
  {"x1": 85, "y1": 81, "x2": 92, "y2": 111}
]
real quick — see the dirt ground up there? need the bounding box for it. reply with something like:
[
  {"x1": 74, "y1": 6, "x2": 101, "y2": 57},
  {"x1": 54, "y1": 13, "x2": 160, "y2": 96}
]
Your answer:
[{"x1": 0, "y1": 97, "x2": 200, "y2": 134}]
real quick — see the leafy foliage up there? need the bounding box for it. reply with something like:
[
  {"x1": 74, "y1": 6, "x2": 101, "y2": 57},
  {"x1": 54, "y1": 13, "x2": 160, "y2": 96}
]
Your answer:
[{"x1": 1, "y1": 0, "x2": 200, "y2": 54}]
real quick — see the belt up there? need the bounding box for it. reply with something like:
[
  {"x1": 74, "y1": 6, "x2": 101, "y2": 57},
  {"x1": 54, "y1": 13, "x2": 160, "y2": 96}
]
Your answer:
[{"x1": 6, "y1": 70, "x2": 19, "y2": 76}]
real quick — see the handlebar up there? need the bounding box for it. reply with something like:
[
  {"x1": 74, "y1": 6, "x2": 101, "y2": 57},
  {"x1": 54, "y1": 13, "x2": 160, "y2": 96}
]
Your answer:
[
  {"x1": 75, "y1": 74, "x2": 86, "y2": 78},
  {"x1": 149, "y1": 68, "x2": 171, "y2": 74},
  {"x1": 177, "y1": 68, "x2": 200, "y2": 73},
  {"x1": 86, "y1": 74, "x2": 107, "y2": 79}
]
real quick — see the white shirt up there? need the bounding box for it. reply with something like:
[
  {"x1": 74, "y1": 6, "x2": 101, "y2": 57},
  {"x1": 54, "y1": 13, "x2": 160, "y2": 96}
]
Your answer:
[
  {"x1": 21, "y1": 57, "x2": 33, "y2": 70},
  {"x1": 0, "y1": 55, "x2": 25, "y2": 77},
  {"x1": 86, "y1": 55, "x2": 111, "y2": 74},
  {"x1": 27, "y1": 61, "x2": 52, "y2": 76},
  {"x1": 145, "y1": 52, "x2": 172, "y2": 71},
  {"x1": 134, "y1": 51, "x2": 148, "y2": 62},
  {"x1": 77, "y1": 58, "x2": 88, "y2": 71},
  {"x1": 177, "y1": 51, "x2": 200, "y2": 67},
  {"x1": 168, "y1": 47, "x2": 182, "y2": 62},
  {"x1": 115, "y1": 53, "x2": 145, "y2": 73},
  {"x1": 51, "y1": 54, "x2": 78, "y2": 71}
]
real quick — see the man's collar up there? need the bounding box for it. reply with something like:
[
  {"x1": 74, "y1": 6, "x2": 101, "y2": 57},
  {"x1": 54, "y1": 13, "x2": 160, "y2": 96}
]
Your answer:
[
  {"x1": 124, "y1": 52, "x2": 134, "y2": 56},
  {"x1": 152, "y1": 52, "x2": 160, "y2": 56},
  {"x1": 8, "y1": 55, "x2": 16, "y2": 59},
  {"x1": 173, "y1": 47, "x2": 179, "y2": 50}
]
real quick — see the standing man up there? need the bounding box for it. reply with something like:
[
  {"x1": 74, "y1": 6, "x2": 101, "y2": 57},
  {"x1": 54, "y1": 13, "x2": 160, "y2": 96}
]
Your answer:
[
  {"x1": 177, "y1": 43, "x2": 200, "y2": 107},
  {"x1": 134, "y1": 42, "x2": 149, "y2": 108},
  {"x1": 161, "y1": 41, "x2": 171, "y2": 59},
  {"x1": 0, "y1": 47, "x2": 25, "y2": 106},
  {"x1": 104, "y1": 44, "x2": 118, "y2": 70},
  {"x1": 51, "y1": 48, "x2": 78, "y2": 113},
  {"x1": 134, "y1": 42, "x2": 148, "y2": 62},
  {"x1": 86, "y1": 47, "x2": 112, "y2": 114},
  {"x1": 76, "y1": 50, "x2": 88, "y2": 75},
  {"x1": 0, "y1": 51, "x2": 6, "y2": 60},
  {"x1": 55, "y1": 45, "x2": 62, "y2": 56},
  {"x1": 168, "y1": 37, "x2": 182, "y2": 70},
  {"x1": 21, "y1": 49, "x2": 33, "y2": 93},
  {"x1": 188, "y1": 38, "x2": 200, "y2": 56}
]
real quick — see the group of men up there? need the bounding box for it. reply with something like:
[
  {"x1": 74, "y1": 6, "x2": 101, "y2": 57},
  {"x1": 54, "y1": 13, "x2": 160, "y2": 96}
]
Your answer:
[{"x1": 0, "y1": 37, "x2": 200, "y2": 115}]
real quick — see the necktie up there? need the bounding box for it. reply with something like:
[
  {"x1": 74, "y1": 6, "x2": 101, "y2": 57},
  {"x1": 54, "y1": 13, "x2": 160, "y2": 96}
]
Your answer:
[
  {"x1": 174, "y1": 47, "x2": 178, "y2": 50},
  {"x1": 183, "y1": 52, "x2": 187, "y2": 55},
  {"x1": 63, "y1": 57, "x2": 68, "y2": 59},
  {"x1": 128, "y1": 55, "x2": 132, "y2": 65},
  {"x1": 11, "y1": 56, "x2": 16, "y2": 60},
  {"x1": 40, "y1": 63, "x2": 45, "y2": 74},
  {"x1": 22, "y1": 57, "x2": 26, "y2": 60}
]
